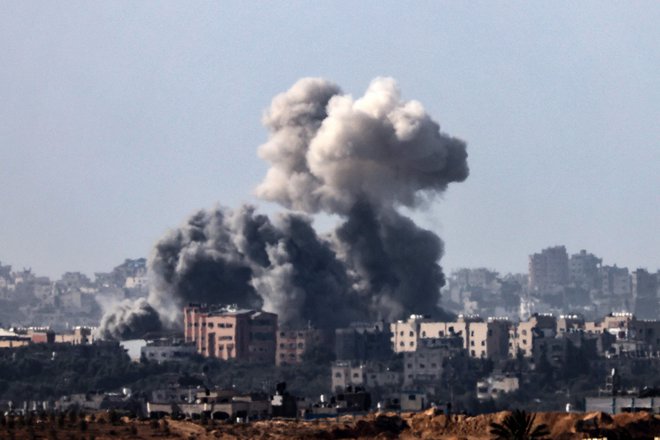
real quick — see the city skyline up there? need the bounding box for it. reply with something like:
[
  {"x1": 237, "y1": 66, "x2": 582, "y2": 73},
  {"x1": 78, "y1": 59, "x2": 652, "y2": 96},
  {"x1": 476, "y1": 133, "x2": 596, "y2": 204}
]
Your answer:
[{"x1": 1, "y1": 2, "x2": 659, "y2": 278}]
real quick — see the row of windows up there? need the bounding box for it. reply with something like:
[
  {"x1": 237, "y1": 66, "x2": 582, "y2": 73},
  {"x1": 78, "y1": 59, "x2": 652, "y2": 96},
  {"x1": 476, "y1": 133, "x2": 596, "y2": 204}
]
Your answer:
[
  {"x1": 406, "y1": 363, "x2": 438, "y2": 369},
  {"x1": 279, "y1": 332, "x2": 306, "y2": 338},
  {"x1": 187, "y1": 322, "x2": 234, "y2": 328},
  {"x1": 278, "y1": 343, "x2": 304, "y2": 349},
  {"x1": 279, "y1": 353, "x2": 300, "y2": 359}
]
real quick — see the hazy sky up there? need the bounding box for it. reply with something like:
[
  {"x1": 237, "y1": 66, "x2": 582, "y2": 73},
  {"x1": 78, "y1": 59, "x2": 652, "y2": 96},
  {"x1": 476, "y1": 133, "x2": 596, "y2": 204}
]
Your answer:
[{"x1": 1, "y1": 2, "x2": 658, "y2": 278}]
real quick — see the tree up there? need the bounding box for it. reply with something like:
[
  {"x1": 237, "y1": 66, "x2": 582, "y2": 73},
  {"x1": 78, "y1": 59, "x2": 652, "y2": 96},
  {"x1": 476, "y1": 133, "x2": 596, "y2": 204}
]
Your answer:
[{"x1": 489, "y1": 409, "x2": 550, "y2": 440}]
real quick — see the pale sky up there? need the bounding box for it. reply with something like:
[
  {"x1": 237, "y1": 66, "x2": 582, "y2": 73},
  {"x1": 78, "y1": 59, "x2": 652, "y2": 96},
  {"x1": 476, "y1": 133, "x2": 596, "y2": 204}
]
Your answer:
[{"x1": 1, "y1": 1, "x2": 658, "y2": 278}]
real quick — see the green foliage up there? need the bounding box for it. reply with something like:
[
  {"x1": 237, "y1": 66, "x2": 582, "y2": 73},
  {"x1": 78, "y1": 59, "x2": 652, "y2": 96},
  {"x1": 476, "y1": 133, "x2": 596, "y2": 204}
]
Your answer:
[{"x1": 489, "y1": 409, "x2": 550, "y2": 440}]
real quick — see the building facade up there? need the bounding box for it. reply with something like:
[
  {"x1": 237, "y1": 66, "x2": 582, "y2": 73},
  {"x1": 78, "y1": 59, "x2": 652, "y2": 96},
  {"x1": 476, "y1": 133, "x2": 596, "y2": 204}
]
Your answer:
[
  {"x1": 528, "y1": 246, "x2": 569, "y2": 291},
  {"x1": 184, "y1": 304, "x2": 277, "y2": 364}
]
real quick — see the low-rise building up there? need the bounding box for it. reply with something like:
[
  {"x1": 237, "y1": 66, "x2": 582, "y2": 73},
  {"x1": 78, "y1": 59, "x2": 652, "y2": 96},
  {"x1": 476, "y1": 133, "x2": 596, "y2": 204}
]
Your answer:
[
  {"x1": 331, "y1": 361, "x2": 402, "y2": 392},
  {"x1": 585, "y1": 313, "x2": 660, "y2": 356},
  {"x1": 476, "y1": 373, "x2": 520, "y2": 400},
  {"x1": 141, "y1": 338, "x2": 197, "y2": 363},
  {"x1": 403, "y1": 337, "x2": 465, "y2": 390},
  {"x1": 0, "y1": 328, "x2": 30, "y2": 348},
  {"x1": 55, "y1": 326, "x2": 95, "y2": 345}
]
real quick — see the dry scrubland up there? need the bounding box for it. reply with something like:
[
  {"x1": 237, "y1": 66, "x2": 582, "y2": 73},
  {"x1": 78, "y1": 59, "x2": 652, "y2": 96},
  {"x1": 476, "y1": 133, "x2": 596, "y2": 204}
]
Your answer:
[{"x1": 0, "y1": 410, "x2": 659, "y2": 439}]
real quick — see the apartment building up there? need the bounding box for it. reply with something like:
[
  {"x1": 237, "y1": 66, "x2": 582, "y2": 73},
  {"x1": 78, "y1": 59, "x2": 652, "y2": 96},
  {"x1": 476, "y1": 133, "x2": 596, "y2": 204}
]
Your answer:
[
  {"x1": 585, "y1": 312, "x2": 660, "y2": 355},
  {"x1": 556, "y1": 314, "x2": 585, "y2": 334},
  {"x1": 569, "y1": 250, "x2": 602, "y2": 290},
  {"x1": 466, "y1": 319, "x2": 511, "y2": 360},
  {"x1": 276, "y1": 327, "x2": 328, "y2": 366},
  {"x1": 390, "y1": 315, "x2": 432, "y2": 353},
  {"x1": 632, "y1": 269, "x2": 658, "y2": 320},
  {"x1": 528, "y1": 246, "x2": 569, "y2": 291},
  {"x1": 509, "y1": 313, "x2": 557, "y2": 357},
  {"x1": 393, "y1": 314, "x2": 510, "y2": 360},
  {"x1": 184, "y1": 304, "x2": 277, "y2": 364},
  {"x1": 335, "y1": 321, "x2": 392, "y2": 361},
  {"x1": 403, "y1": 336, "x2": 465, "y2": 388}
]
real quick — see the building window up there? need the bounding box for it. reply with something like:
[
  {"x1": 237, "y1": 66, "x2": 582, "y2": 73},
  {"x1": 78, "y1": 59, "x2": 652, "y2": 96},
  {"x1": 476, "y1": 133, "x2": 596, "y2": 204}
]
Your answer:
[
  {"x1": 481, "y1": 341, "x2": 485, "y2": 346},
  {"x1": 409, "y1": 331, "x2": 414, "y2": 337}
]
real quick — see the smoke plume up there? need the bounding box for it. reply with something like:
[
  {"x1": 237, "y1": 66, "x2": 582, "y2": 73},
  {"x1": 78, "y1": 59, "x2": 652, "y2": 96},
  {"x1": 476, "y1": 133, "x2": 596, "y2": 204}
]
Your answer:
[{"x1": 97, "y1": 77, "x2": 468, "y2": 339}]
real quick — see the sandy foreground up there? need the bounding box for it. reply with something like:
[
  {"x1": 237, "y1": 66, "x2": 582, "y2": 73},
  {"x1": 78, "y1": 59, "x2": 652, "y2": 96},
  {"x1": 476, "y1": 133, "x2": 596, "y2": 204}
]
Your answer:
[{"x1": 1, "y1": 410, "x2": 659, "y2": 439}]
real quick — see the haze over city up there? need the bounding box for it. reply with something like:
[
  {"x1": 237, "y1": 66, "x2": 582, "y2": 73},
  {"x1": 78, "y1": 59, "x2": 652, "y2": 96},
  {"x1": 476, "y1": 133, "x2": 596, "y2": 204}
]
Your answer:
[{"x1": 1, "y1": 2, "x2": 658, "y2": 279}]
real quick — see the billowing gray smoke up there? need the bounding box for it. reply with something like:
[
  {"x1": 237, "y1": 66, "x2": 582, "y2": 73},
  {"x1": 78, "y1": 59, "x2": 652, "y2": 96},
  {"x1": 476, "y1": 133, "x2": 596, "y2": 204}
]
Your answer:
[
  {"x1": 96, "y1": 298, "x2": 161, "y2": 340},
  {"x1": 97, "y1": 77, "x2": 468, "y2": 339}
]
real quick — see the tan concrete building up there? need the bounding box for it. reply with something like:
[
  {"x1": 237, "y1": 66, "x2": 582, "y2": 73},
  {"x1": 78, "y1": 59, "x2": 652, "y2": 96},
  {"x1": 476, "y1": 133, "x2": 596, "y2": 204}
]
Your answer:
[
  {"x1": 0, "y1": 328, "x2": 30, "y2": 348},
  {"x1": 390, "y1": 315, "x2": 432, "y2": 353},
  {"x1": 55, "y1": 326, "x2": 95, "y2": 345},
  {"x1": 394, "y1": 315, "x2": 509, "y2": 360},
  {"x1": 276, "y1": 327, "x2": 326, "y2": 366},
  {"x1": 509, "y1": 314, "x2": 557, "y2": 358},
  {"x1": 584, "y1": 312, "x2": 660, "y2": 355},
  {"x1": 556, "y1": 314, "x2": 585, "y2": 334},
  {"x1": 184, "y1": 304, "x2": 277, "y2": 364},
  {"x1": 467, "y1": 319, "x2": 511, "y2": 360},
  {"x1": 331, "y1": 361, "x2": 402, "y2": 392},
  {"x1": 403, "y1": 337, "x2": 465, "y2": 388}
]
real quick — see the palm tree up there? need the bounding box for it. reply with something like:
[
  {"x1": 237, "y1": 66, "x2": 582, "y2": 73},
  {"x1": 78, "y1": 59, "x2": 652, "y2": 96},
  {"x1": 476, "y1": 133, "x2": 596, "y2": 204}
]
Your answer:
[{"x1": 489, "y1": 409, "x2": 550, "y2": 440}]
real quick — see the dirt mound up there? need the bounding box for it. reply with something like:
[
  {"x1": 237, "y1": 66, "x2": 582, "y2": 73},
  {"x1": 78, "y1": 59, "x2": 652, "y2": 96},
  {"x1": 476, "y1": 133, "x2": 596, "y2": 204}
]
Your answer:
[{"x1": 1, "y1": 410, "x2": 658, "y2": 439}]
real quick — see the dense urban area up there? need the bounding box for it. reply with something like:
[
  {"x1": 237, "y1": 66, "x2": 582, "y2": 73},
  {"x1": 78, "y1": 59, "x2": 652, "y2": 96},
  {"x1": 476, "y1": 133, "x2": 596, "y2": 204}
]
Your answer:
[{"x1": 1, "y1": 245, "x2": 659, "y2": 432}]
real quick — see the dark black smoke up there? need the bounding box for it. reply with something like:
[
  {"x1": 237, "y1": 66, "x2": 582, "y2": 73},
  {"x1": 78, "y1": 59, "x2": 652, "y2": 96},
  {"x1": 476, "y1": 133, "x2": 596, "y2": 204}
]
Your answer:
[
  {"x1": 97, "y1": 77, "x2": 468, "y2": 339},
  {"x1": 334, "y1": 201, "x2": 452, "y2": 321}
]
